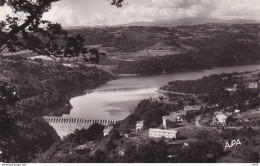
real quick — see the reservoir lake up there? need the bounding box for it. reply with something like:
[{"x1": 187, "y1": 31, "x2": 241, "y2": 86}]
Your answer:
[{"x1": 69, "y1": 64, "x2": 260, "y2": 120}]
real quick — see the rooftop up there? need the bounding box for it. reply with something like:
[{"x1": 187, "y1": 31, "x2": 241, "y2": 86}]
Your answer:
[
  {"x1": 184, "y1": 105, "x2": 202, "y2": 111},
  {"x1": 149, "y1": 128, "x2": 179, "y2": 134}
]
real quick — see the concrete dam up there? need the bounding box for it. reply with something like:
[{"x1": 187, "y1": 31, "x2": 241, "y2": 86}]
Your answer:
[{"x1": 43, "y1": 116, "x2": 119, "y2": 139}]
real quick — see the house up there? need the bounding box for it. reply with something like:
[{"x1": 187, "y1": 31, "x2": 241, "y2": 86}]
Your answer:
[
  {"x1": 62, "y1": 63, "x2": 79, "y2": 68},
  {"x1": 103, "y1": 126, "x2": 113, "y2": 136},
  {"x1": 118, "y1": 150, "x2": 125, "y2": 156},
  {"x1": 213, "y1": 111, "x2": 230, "y2": 125},
  {"x1": 184, "y1": 105, "x2": 202, "y2": 112},
  {"x1": 234, "y1": 109, "x2": 241, "y2": 113},
  {"x1": 225, "y1": 84, "x2": 238, "y2": 92},
  {"x1": 176, "y1": 115, "x2": 185, "y2": 121},
  {"x1": 162, "y1": 115, "x2": 185, "y2": 129},
  {"x1": 149, "y1": 128, "x2": 180, "y2": 139},
  {"x1": 225, "y1": 87, "x2": 237, "y2": 92},
  {"x1": 246, "y1": 82, "x2": 259, "y2": 89},
  {"x1": 183, "y1": 143, "x2": 189, "y2": 147},
  {"x1": 232, "y1": 113, "x2": 243, "y2": 121},
  {"x1": 136, "y1": 120, "x2": 144, "y2": 132}
]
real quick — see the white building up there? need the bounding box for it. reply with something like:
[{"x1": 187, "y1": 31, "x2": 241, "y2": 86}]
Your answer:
[
  {"x1": 62, "y1": 63, "x2": 79, "y2": 68},
  {"x1": 234, "y1": 109, "x2": 241, "y2": 113},
  {"x1": 225, "y1": 84, "x2": 238, "y2": 92},
  {"x1": 103, "y1": 126, "x2": 113, "y2": 136},
  {"x1": 184, "y1": 105, "x2": 202, "y2": 112},
  {"x1": 225, "y1": 87, "x2": 237, "y2": 92},
  {"x1": 213, "y1": 111, "x2": 229, "y2": 125},
  {"x1": 247, "y1": 82, "x2": 259, "y2": 89},
  {"x1": 149, "y1": 128, "x2": 180, "y2": 139},
  {"x1": 136, "y1": 120, "x2": 144, "y2": 132}
]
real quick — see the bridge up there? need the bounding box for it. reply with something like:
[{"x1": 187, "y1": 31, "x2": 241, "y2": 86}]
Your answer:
[{"x1": 43, "y1": 116, "x2": 119, "y2": 139}]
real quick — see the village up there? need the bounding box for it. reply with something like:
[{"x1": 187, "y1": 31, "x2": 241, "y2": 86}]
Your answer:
[{"x1": 101, "y1": 77, "x2": 260, "y2": 152}]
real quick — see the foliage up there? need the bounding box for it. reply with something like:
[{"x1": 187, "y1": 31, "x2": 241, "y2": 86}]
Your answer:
[
  {"x1": 0, "y1": 81, "x2": 59, "y2": 162},
  {"x1": 170, "y1": 141, "x2": 224, "y2": 163},
  {"x1": 162, "y1": 73, "x2": 241, "y2": 94},
  {"x1": 114, "y1": 53, "x2": 200, "y2": 74},
  {"x1": 114, "y1": 99, "x2": 178, "y2": 131},
  {"x1": 133, "y1": 140, "x2": 168, "y2": 163},
  {"x1": 115, "y1": 114, "x2": 139, "y2": 132},
  {"x1": 108, "y1": 128, "x2": 121, "y2": 140},
  {"x1": 64, "y1": 123, "x2": 105, "y2": 144},
  {"x1": 220, "y1": 129, "x2": 238, "y2": 139},
  {"x1": 134, "y1": 99, "x2": 169, "y2": 128},
  {"x1": 0, "y1": 55, "x2": 114, "y2": 162},
  {"x1": 0, "y1": 0, "x2": 122, "y2": 62}
]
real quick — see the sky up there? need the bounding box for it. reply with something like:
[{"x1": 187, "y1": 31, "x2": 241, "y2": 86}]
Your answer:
[{"x1": 2, "y1": 0, "x2": 260, "y2": 27}]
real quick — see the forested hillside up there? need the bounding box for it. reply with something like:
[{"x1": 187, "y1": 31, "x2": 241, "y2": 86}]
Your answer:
[
  {"x1": 0, "y1": 55, "x2": 114, "y2": 162},
  {"x1": 69, "y1": 24, "x2": 260, "y2": 74}
]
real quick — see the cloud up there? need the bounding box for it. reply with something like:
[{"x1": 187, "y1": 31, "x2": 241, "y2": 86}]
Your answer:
[
  {"x1": 42, "y1": 0, "x2": 260, "y2": 26},
  {"x1": 213, "y1": 0, "x2": 260, "y2": 19}
]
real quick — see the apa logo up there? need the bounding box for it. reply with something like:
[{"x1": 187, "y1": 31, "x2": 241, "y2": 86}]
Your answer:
[{"x1": 224, "y1": 139, "x2": 241, "y2": 149}]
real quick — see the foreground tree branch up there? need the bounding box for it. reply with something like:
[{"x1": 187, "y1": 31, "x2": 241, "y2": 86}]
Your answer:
[{"x1": 0, "y1": 0, "x2": 123, "y2": 62}]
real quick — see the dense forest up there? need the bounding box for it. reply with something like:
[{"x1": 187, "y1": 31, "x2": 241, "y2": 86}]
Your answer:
[
  {"x1": 0, "y1": 55, "x2": 114, "y2": 162},
  {"x1": 160, "y1": 72, "x2": 260, "y2": 110},
  {"x1": 113, "y1": 53, "x2": 200, "y2": 74},
  {"x1": 160, "y1": 73, "x2": 242, "y2": 94}
]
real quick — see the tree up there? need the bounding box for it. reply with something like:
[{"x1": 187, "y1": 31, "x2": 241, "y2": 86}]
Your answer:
[
  {"x1": 189, "y1": 98, "x2": 196, "y2": 105},
  {"x1": 64, "y1": 123, "x2": 105, "y2": 144},
  {"x1": 177, "y1": 99, "x2": 184, "y2": 109},
  {"x1": 0, "y1": 81, "x2": 20, "y2": 162},
  {"x1": 0, "y1": 81, "x2": 20, "y2": 136},
  {"x1": 196, "y1": 130, "x2": 209, "y2": 141},
  {"x1": 108, "y1": 128, "x2": 121, "y2": 140},
  {"x1": 0, "y1": 0, "x2": 123, "y2": 60}
]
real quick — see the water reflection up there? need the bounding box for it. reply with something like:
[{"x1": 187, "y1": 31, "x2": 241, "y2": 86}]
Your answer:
[
  {"x1": 69, "y1": 87, "x2": 158, "y2": 120},
  {"x1": 69, "y1": 63, "x2": 260, "y2": 120}
]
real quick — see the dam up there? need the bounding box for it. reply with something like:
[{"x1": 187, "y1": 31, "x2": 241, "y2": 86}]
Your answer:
[{"x1": 43, "y1": 116, "x2": 119, "y2": 139}]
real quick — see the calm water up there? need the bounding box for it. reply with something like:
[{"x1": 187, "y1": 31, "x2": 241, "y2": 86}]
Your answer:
[{"x1": 69, "y1": 64, "x2": 260, "y2": 120}]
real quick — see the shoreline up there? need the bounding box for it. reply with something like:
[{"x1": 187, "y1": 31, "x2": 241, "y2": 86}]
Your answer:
[
  {"x1": 43, "y1": 60, "x2": 260, "y2": 118},
  {"x1": 156, "y1": 89, "x2": 195, "y2": 96},
  {"x1": 115, "y1": 61, "x2": 260, "y2": 77},
  {"x1": 47, "y1": 78, "x2": 114, "y2": 116}
]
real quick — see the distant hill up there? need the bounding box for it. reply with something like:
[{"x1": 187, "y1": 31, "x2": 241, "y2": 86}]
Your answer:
[
  {"x1": 63, "y1": 17, "x2": 260, "y2": 29},
  {"x1": 115, "y1": 17, "x2": 260, "y2": 27},
  {"x1": 63, "y1": 25, "x2": 107, "y2": 30},
  {"x1": 227, "y1": 18, "x2": 260, "y2": 24}
]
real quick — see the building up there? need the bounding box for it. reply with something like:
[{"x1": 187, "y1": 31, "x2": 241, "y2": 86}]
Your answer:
[
  {"x1": 183, "y1": 143, "x2": 189, "y2": 147},
  {"x1": 213, "y1": 111, "x2": 230, "y2": 125},
  {"x1": 234, "y1": 109, "x2": 241, "y2": 113},
  {"x1": 163, "y1": 116, "x2": 176, "y2": 129},
  {"x1": 247, "y1": 82, "x2": 259, "y2": 89},
  {"x1": 136, "y1": 120, "x2": 144, "y2": 132},
  {"x1": 62, "y1": 63, "x2": 79, "y2": 68},
  {"x1": 162, "y1": 115, "x2": 185, "y2": 129},
  {"x1": 184, "y1": 105, "x2": 202, "y2": 112},
  {"x1": 103, "y1": 126, "x2": 113, "y2": 136},
  {"x1": 225, "y1": 87, "x2": 237, "y2": 92},
  {"x1": 225, "y1": 84, "x2": 238, "y2": 92},
  {"x1": 149, "y1": 128, "x2": 180, "y2": 139}
]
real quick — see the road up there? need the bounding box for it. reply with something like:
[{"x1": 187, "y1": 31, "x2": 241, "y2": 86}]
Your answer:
[{"x1": 195, "y1": 115, "x2": 203, "y2": 127}]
